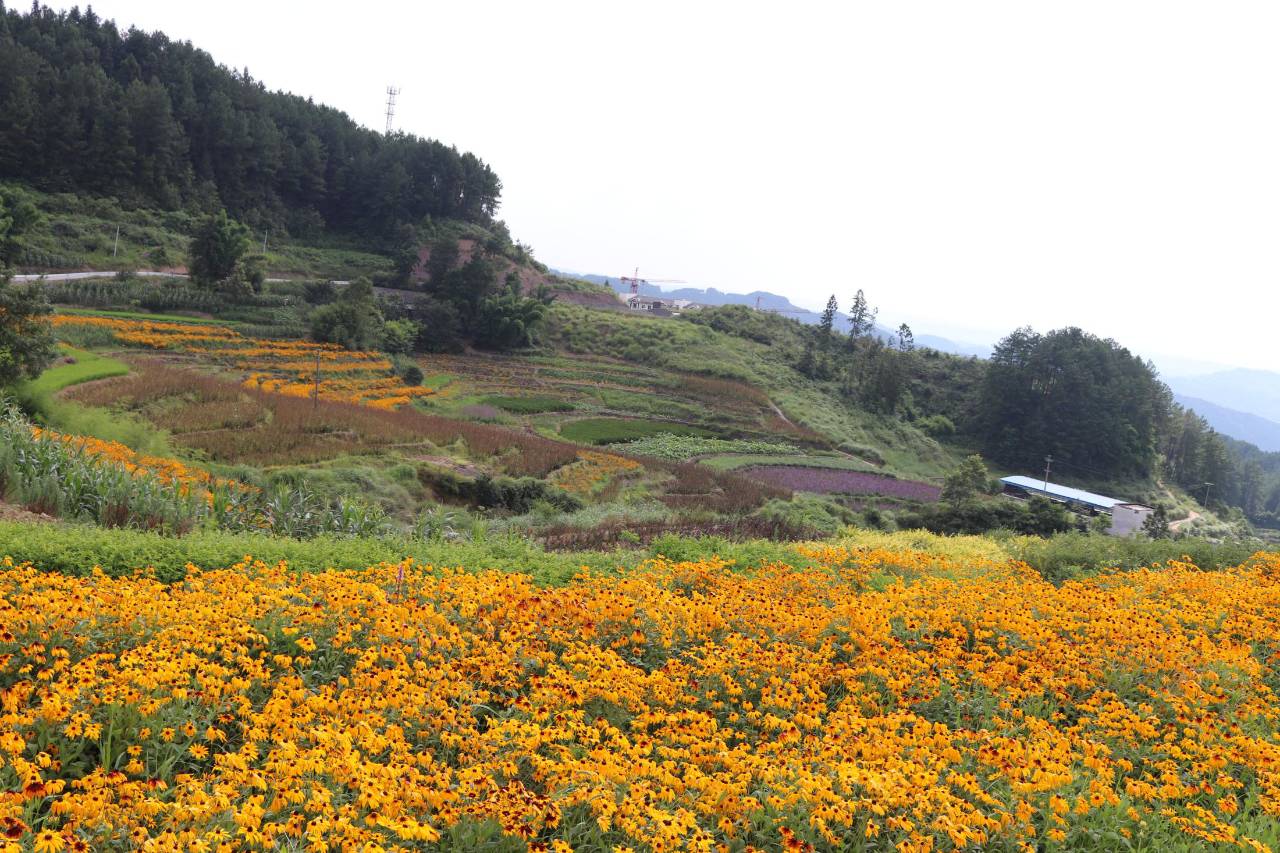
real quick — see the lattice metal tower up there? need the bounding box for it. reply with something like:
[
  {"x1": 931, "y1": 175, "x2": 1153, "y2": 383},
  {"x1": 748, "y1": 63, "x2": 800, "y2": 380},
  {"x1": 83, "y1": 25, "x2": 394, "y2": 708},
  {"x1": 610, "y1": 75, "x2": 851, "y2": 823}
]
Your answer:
[{"x1": 385, "y1": 86, "x2": 400, "y2": 135}]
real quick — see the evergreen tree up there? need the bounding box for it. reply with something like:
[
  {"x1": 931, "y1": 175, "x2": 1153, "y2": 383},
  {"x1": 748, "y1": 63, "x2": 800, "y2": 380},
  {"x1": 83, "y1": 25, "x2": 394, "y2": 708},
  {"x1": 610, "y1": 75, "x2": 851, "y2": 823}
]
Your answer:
[
  {"x1": 1142, "y1": 505, "x2": 1171, "y2": 539},
  {"x1": 797, "y1": 341, "x2": 817, "y2": 378},
  {"x1": 941, "y1": 454, "x2": 992, "y2": 505},
  {"x1": 0, "y1": 273, "x2": 57, "y2": 386},
  {"x1": 819, "y1": 295, "x2": 838, "y2": 340},
  {"x1": 0, "y1": 186, "x2": 40, "y2": 267},
  {"x1": 847, "y1": 289, "x2": 877, "y2": 341},
  {"x1": 896, "y1": 323, "x2": 915, "y2": 352},
  {"x1": 188, "y1": 210, "x2": 250, "y2": 286},
  {"x1": 309, "y1": 277, "x2": 384, "y2": 350}
]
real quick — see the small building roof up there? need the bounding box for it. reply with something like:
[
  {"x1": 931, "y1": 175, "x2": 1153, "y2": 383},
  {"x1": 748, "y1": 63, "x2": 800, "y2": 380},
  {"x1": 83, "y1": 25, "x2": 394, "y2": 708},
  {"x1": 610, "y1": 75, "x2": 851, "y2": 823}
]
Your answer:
[{"x1": 999, "y1": 475, "x2": 1124, "y2": 510}]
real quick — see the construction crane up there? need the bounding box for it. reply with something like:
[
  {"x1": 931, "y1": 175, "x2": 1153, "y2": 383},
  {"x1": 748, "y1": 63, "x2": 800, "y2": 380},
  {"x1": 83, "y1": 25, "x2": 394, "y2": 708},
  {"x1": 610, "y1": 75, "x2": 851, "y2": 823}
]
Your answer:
[{"x1": 619, "y1": 268, "x2": 685, "y2": 296}]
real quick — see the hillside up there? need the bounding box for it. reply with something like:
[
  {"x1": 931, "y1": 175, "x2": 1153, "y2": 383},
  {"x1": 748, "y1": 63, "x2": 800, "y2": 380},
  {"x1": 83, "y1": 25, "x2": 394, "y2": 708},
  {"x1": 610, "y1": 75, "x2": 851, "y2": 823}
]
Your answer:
[
  {"x1": 0, "y1": 5, "x2": 499, "y2": 237},
  {"x1": 0, "y1": 6, "x2": 1268, "y2": 542}
]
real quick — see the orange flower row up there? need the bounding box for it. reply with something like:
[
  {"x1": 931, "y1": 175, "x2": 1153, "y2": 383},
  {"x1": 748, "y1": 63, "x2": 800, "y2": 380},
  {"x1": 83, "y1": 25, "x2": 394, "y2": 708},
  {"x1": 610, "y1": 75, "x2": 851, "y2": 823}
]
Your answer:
[{"x1": 54, "y1": 314, "x2": 431, "y2": 410}]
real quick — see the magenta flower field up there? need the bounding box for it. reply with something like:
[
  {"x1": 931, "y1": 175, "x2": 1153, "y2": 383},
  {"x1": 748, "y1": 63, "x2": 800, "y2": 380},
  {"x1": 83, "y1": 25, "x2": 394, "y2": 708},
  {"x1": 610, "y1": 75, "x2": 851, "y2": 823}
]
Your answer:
[{"x1": 740, "y1": 465, "x2": 941, "y2": 500}]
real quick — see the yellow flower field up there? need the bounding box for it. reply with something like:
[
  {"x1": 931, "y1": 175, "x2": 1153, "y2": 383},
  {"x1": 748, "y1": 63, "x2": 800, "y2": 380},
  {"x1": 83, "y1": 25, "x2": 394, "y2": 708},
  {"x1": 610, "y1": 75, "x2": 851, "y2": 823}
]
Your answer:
[
  {"x1": 51, "y1": 315, "x2": 432, "y2": 409},
  {"x1": 548, "y1": 451, "x2": 645, "y2": 497},
  {"x1": 2, "y1": 548, "x2": 1280, "y2": 852}
]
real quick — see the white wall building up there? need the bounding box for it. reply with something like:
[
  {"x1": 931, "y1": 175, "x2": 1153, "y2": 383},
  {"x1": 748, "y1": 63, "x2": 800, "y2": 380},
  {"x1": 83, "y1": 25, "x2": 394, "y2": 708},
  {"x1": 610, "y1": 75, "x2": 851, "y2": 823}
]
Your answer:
[
  {"x1": 625, "y1": 294, "x2": 666, "y2": 311},
  {"x1": 1108, "y1": 503, "x2": 1155, "y2": 537}
]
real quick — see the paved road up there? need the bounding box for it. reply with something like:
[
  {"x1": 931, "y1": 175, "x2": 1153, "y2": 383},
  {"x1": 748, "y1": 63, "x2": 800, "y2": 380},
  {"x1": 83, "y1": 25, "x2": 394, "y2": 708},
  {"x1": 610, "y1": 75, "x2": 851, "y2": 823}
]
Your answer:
[
  {"x1": 12, "y1": 270, "x2": 187, "y2": 282},
  {"x1": 12, "y1": 270, "x2": 318, "y2": 284}
]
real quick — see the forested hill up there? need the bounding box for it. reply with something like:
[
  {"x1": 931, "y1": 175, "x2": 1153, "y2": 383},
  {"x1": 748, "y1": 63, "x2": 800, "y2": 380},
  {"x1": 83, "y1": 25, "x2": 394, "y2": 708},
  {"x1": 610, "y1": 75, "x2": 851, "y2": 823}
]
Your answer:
[{"x1": 0, "y1": 4, "x2": 501, "y2": 238}]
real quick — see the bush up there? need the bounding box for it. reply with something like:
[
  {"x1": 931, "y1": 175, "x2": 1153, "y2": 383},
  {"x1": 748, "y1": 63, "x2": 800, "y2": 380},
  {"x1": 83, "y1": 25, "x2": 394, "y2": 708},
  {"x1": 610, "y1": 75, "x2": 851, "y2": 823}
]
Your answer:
[
  {"x1": 1006, "y1": 532, "x2": 1260, "y2": 583},
  {"x1": 421, "y1": 468, "x2": 583, "y2": 514},
  {"x1": 916, "y1": 414, "x2": 957, "y2": 438},
  {"x1": 0, "y1": 521, "x2": 588, "y2": 585},
  {"x1": 400, "y1": 364, "x2": 425, "y2": 386},
  {"x1": 898, "y1": 496, "x2": 1073, "y2": 538},
  {"x1": 310, "y1": 278, "x2": 384, "y2": 350},
  {"x1": 754, "y1": 495, "x2": 856, "y2": 536},
  {"x1": 381, "y1": 318, "x2": 421, "y2": 355}
]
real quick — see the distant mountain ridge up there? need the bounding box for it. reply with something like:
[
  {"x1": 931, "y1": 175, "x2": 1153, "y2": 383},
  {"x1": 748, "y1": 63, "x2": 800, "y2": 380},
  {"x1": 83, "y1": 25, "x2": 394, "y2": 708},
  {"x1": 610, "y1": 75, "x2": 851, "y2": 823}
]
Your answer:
[
  {"x1": 1174, "y1": 394, "x2": 1280, "y2": 453},
  {"x1": 552, "y1": 271, "x2": 991, "y2": 358},
  {"x1": 1169, "y1": 369, "x2": 1280, "y2": 425}
]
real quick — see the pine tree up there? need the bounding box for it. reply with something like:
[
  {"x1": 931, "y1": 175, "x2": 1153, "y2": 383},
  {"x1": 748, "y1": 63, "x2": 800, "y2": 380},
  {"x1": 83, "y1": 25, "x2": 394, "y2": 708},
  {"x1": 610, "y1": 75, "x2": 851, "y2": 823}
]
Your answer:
[
  {"x1": 0, "y1": 273, "x2": 58, "y2": 386},
  {"x1": 188, "y1": 210, "x2": 250, "y2": 286},
  {"x1": 847, "y1": 289, "x2": 877, "y2": 341},
  {"x1": 896, "y1": 323, "x2": 915, "y2": 352},
  {"x1": 819, "y1": 295, "x2": 838, "y2": 340}
]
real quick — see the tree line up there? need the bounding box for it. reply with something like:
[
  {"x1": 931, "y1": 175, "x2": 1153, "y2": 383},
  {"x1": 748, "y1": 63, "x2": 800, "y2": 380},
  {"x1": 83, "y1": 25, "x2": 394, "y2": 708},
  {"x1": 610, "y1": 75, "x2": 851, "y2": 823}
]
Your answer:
[
  {"x1": 779, "y1": 290, "x2": 1278, "y2": 529},
  {"x1": 183, "y1": 211, "x2": 552, "y2": 356},
  {"x1": 0, "y1": 4, "x2": 501, "y2": 239}
]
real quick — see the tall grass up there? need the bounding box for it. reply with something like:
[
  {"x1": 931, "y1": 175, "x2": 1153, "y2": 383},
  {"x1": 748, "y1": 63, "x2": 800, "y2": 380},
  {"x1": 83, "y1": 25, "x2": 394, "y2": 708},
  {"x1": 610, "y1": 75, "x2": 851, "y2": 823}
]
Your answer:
[{"x1": 0, "y1": 405, "x2": 393, "y2": 538}]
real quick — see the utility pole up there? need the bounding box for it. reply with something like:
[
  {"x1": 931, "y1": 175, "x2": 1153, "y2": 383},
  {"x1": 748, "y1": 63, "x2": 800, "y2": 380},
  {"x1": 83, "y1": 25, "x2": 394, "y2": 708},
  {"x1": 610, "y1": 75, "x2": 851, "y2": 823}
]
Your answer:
[
  {"x1": 1202, "y1": 481, "x2": 1213, "y2": 506},
  {"x1": 262, "y1": 231, "x2": 268, "y2": 254},
  {"x1": 1043, "y1": 455, "x2": 1054, "y2": 492},
  {"x1": 312, "y1": 349, "x2": 321, "y2": 412},
  {"x1": 112, "y1": 225, "x2": 120, "y2": 258}
]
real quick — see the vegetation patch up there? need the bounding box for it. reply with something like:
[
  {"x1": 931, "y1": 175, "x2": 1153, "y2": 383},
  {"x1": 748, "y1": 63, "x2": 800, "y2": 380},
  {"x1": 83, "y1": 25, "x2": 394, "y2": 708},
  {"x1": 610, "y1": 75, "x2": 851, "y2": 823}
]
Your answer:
[
  {"x1": 740, "y1": 465, "x2": 941, "y2": 500},
  {"x1": 19, "y1": 345, "x2": 128, "y2": 397},
  {"x1": 617, "y1": 434, "x2": 799, "y2": 461},
  {"x1": 559, "y1": 417, "x2": 714, "y2": 445},
  {"x1": 483, "y1": 394, "x2": 575, "y2": 414},
  {"x1": 701, "y1": 453, "x2": 877, "y2": 472}
]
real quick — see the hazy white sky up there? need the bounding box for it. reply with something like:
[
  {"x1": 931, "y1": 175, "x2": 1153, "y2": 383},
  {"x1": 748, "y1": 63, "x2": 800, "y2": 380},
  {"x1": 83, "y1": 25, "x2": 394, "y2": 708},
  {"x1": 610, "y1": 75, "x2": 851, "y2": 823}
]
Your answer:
[{"x1": 53, "y1": 1, "x2": 1280, "y2": 373}]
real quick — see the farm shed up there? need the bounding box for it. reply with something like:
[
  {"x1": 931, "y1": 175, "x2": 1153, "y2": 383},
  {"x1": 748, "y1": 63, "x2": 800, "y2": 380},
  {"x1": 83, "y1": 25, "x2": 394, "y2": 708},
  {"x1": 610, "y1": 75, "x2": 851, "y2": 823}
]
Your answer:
[
  {"x1": 999, "y1": 475, "x2": 1123, "y2": 513},
  {"x1": 1000, "y1": 475, "x2": 1154, "y2": 536}
]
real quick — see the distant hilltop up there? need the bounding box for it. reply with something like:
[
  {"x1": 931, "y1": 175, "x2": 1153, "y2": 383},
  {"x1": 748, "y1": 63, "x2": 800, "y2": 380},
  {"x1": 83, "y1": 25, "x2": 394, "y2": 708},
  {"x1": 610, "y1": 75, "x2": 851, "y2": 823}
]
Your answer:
[{"x1": 553, "y1": 270, "x2": 992, "y2": 358}]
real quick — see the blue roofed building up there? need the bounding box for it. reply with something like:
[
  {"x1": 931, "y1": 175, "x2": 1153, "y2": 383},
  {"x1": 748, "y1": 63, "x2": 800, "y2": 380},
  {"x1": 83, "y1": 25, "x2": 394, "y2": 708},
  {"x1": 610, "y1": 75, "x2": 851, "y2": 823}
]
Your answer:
[{"x1": 999, "y1": 475, "x2": 1154, "y2": 535}]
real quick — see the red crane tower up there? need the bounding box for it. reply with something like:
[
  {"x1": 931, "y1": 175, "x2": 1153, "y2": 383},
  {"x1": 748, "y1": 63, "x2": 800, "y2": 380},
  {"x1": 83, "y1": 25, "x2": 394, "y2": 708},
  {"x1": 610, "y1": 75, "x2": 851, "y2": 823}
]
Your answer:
[{"x1": 619, "y1": 268, "x2": 685, "y2": 296}]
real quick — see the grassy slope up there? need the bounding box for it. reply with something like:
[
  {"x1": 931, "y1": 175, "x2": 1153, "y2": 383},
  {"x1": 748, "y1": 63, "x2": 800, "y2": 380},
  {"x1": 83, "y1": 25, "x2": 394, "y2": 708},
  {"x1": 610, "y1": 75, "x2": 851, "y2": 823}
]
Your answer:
[
  {"x1": 11, "y1": 184, "x2": 392, "y2": 279},
  {"x1": 543, "y1": 303, "x2": 963, "y2": 480},
  {"x1": 0, "y1": 519, "x2": 813, "y2": 584},
  {"x1": 19, "y1": 345, "x2": 128, "y2": 397}
]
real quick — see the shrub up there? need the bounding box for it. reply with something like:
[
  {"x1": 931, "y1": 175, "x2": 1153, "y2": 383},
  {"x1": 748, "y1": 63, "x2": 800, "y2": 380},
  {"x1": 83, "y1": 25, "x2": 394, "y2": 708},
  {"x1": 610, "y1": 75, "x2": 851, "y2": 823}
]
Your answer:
[
  {"x1": 897, "y1": 496, "x2": 1073, "y2": 538},
  {"x1": 421, "y1": 468, "x2": 583, "y2": 514},
  {"x1": 754, "y1": 495, "x2": 857, "y2": 535},
  {"x1": 916, "y1": 414, "x2": 956, "y2": 437},
  {"x1": 400, "y1": 363, "x2": 425, "y2": 386}
]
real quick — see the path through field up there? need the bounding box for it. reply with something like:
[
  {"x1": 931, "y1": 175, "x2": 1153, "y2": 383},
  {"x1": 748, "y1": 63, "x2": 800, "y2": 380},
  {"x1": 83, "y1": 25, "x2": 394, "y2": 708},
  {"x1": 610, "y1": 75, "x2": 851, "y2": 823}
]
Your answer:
[{"x1": 1159, "y1": 481, "x2": 1202, "y2": 531}]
